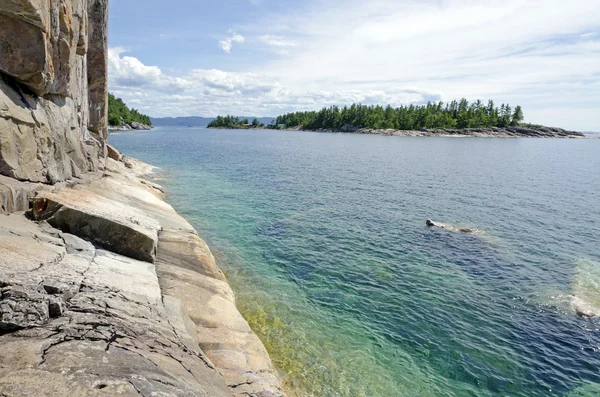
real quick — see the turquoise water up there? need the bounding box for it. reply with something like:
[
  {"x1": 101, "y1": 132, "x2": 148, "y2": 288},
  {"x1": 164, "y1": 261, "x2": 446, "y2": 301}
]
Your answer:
[{"x1": 111, "y1": 128, "x2": 600, "y2": 397}]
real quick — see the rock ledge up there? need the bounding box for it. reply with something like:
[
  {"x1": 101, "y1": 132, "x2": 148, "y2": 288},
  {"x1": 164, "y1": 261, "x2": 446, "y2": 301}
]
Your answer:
[{"x1": 0, "y1": 150, "x2": 285, "y2": 397}]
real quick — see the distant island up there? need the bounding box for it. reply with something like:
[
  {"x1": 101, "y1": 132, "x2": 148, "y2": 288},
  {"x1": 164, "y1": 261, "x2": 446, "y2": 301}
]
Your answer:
[
  {"x1": 151, "y1": 116, "x2": 274, "y2": 127},
  {"x1": 207, "y1": 115, "x2": 268, "y2": 129},
  {"x1": 108, "y1": 93, "x2": 152, "y2": 131},
  {"x1": 272, "y1": 100, "x2": 584, "y2": 138}
]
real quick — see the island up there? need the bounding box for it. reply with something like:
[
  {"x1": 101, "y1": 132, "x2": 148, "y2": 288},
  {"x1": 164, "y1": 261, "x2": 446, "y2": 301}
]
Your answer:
[
  {"x1": 208, "y1": 115, "x2": 266, "y2": 129},
  {"x1": 270, "y1": 100, "x2": 585, "y2": 138}
]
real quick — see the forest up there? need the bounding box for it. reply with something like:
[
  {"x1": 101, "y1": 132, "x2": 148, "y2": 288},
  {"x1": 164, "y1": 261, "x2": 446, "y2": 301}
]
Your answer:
[
  {"x1": 108, "y1": 93, "x2": 152, "y2": 126},
  {"x1": 274, "y1": 99, "x2": 524, "y2": 131},
  {"x1": 208, "y1": 115, "x2": 264, "y2": 128}
]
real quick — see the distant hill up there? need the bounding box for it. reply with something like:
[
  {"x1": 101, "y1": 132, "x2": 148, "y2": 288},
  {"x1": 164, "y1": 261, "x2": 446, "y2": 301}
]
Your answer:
[{"x1": 151, "y1": 116, "x2": 275, "y2": 127}]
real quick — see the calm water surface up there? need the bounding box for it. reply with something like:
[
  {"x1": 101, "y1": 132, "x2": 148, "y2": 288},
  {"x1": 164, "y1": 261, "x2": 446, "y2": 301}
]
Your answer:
[{"x1": 111, "y1": 128, "x2": 600, "y2": 397}]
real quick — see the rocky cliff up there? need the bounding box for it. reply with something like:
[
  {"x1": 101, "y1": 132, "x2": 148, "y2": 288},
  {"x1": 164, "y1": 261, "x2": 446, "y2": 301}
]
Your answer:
[
  {"x1": 0, "y1": 2, "x2": 285, "y2": 396},
  {"x1": 0, "y1": 0, "x2": 108, "y2": 187}
]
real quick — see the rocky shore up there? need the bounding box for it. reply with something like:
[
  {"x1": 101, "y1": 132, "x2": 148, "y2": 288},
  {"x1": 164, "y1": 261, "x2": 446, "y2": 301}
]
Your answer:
[
  {"x1": 108, "y1": 122, "x2": 152, "y2": 132},
  {"x1": 290, "y1": 125, "x2": 586, "y2": 138},
  {"x1": 0, "y1": 1, "x2": 284, "y2": 395},
  {"x1": 0, "y1": 150, "x2": 285, "y2": 396}
]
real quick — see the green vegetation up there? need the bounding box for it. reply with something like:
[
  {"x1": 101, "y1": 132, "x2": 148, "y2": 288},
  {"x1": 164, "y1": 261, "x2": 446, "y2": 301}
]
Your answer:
[
  {"x1": 275, "y1": 99, "x2": 524, "y2": 130},
  {"x1": 108, "y1": 93, "x2": 152, "y2": 126},
  {"x1": 208, "y1": 115, "x2": 265, "y2": 129}
]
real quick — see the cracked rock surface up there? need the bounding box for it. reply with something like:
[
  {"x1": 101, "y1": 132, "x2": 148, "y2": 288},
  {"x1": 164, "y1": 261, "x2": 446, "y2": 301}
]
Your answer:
[
  {"x1": 0, "y1": 152, "x2": 285, "y2": 396},
  {"x1": 0, "y1": 213, "x2": 231, "y2": 397}
]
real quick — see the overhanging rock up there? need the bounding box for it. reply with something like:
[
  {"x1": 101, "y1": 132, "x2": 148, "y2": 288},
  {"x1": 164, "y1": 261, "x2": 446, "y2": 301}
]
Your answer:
[{"x1": 32, "y1": 189, "x2": 161, "y2": 263}]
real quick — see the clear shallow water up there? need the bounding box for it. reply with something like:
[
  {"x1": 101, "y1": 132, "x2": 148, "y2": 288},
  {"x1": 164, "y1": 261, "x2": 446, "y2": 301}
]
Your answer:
[{"x1": 111, "y1": 128, "x2": 600, "y2": 397}]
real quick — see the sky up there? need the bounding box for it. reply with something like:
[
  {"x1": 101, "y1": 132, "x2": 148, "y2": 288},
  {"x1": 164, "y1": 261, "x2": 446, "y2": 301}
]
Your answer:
[{"x1": 108, "y1": 0, "x2": 600, "y2": 130}]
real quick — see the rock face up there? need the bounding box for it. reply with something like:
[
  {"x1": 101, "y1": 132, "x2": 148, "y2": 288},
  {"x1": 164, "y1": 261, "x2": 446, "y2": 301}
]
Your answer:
[
  {"x1": 0, "y1": 3, "x2": 286, "y2": 395},
  {"x1": 0, "y1": 0, "x2": 108, "y2": 184}
]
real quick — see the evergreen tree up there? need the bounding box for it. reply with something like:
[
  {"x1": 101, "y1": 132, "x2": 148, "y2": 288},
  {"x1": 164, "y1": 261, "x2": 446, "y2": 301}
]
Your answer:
[
  {"x1": 274, "y1": 99, "x2": 525, "y2": 131},
  {"x1": 108, "y1": 93, "x2": 152, "y2": 126},
  {"x1": 511, "y1": 106, "x2": 524, "y2": 126}
]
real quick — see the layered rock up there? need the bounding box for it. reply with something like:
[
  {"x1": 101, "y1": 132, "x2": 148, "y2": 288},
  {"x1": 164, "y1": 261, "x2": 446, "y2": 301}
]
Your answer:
[{"x1": 0, "y1": 0, "x2": 108, "y2": 184}]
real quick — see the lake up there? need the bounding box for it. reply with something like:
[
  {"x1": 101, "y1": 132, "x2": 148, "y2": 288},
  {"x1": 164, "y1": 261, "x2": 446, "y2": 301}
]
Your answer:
[{"x1": 111, "y1": 127, "x2": 600, "y2": 397}]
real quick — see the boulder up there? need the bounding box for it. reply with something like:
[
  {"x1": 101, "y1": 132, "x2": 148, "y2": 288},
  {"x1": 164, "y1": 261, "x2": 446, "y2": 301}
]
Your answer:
[
  {"x1": 106, "y1": 144, "x2": 122, "y2": 161},
  {"x1": 129, "y1": 121, "x2": 151, "y2": 130},
  {"x1": 572, "y1": 296, "x2": 598, "y2": 318},
  {"x1": 31, "y1": 189, "x2": 161, "y2": 263}
]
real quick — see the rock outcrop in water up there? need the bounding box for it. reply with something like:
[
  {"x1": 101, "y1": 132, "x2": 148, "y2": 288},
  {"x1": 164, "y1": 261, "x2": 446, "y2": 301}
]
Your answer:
[
  {"x1": 0, "y1": 2, "x2": 284, "y2": 396},
  {"x1": 426, "y1": 220, "x2": 475, "y2": 234},
  {"x1": 108, "y1": 122, "x2": 152, "y2": 132}
]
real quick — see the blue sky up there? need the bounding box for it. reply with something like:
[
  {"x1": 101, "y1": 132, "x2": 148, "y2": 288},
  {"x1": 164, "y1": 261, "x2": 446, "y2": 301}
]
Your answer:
[{"x1": 108, "y1": 0, "x2": 600, "y2": 130}]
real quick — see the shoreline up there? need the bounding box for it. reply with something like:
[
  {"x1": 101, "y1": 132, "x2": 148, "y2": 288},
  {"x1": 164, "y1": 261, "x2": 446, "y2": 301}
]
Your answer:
[
  {"x1": 0, "y1": 149, "x2": 285, "y2": 396},
  {"x1": 281, "y1": 125, "x2": 586, "y2": 138},
  {"x1": 108, "y1": 123, "x2": 152, "y2": 132},
  {"x1": 207, "y1": 126, "x2": 264, "y2": 130}
]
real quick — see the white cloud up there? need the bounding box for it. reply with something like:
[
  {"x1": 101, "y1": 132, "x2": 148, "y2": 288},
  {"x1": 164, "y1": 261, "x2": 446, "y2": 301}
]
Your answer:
[
  {"x1": 107, "y1": 49, "x2": 437, "y2": 118},
  {"x1": 260, "y1": 34, "x2": 297, "y2": 47},
  {"x1": 218, "y1": 31, "x2": 245, "y2": 53},
  {"x1": 108, "y1": 47, "x2": 187, "y2": 93},
  {"x1": 108, "y1": 0, "x2": 600, "y2": 130},
  {"x1": 252, "y1": 0, "x2": 600, "y2": 130},
  {"x1": 187, "y1": 69, "x2": 280, "y2": 95}
]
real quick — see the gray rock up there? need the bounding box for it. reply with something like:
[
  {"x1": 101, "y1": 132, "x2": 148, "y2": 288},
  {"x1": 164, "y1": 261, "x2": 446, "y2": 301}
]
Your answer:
[
  {"x1": 128, "y1": 121, "x2": 152, "y2": 130},
  {"x1": 42, "y1": 279, "x2": 72, "y2": 295},
  {"x1": 302, "y1": 126, "x2": 585, "y2": 138},
  {"x1": 0, "y1": 0, "x2": 108, "y2": 184},
  {"x1": 0, "y1": 286, "x2": 50, "y2": 332},
  {"x1": 0, "y1": 213, "x2": 233, "y2": 397}
]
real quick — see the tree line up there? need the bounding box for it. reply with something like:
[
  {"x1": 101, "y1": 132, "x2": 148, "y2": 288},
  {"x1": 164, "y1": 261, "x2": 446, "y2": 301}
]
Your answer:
[
  {"x1": 108, "y1": 93, "x2": 152, "y2": 126},
  {"x1": 208, "y1": 115, "x2": 264, "y2": 128},
  {"x1": 274, "y1": 99, "x2": 524, "y2": 131}
]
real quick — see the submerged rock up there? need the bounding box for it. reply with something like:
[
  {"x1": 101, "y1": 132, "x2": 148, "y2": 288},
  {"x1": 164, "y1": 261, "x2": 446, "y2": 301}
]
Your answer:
[
  {"x1": 570, "y1": 259, "x2": 600, "y2": 318},
  {"x1": 426, "y1": 219, "x2": 475, "y2": 234},
  {"x1": 571, "y1": 296, "x2": 599, "y2": 318}
]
